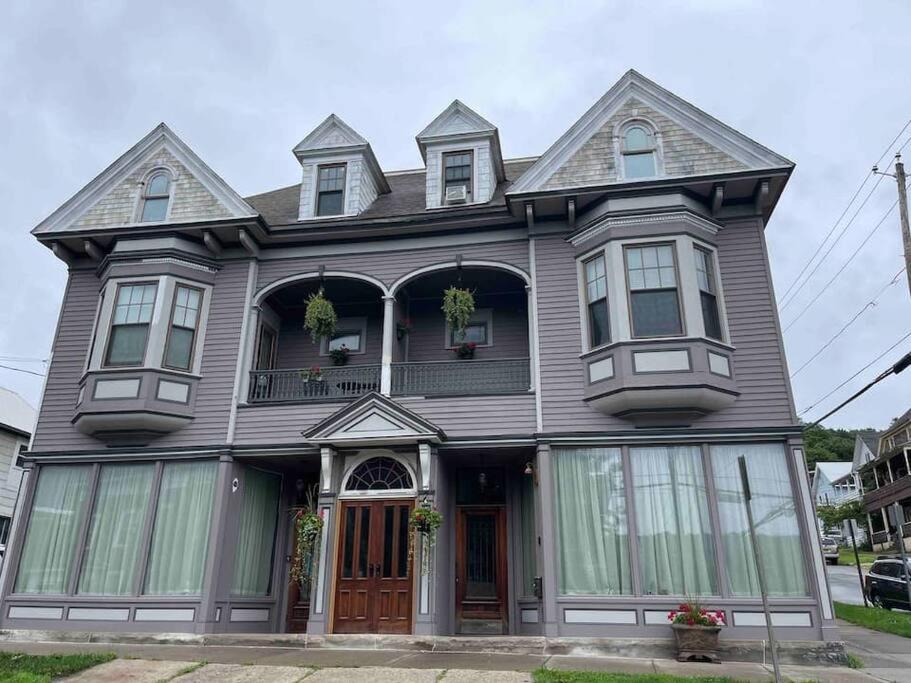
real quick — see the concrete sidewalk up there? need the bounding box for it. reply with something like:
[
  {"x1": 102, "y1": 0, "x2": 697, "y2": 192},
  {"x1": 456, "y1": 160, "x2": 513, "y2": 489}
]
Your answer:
[
  {"x1": 838, "y1": 618, "x2": 911, "y2": 682},
  {"x1": 0, "y1": 640, "x2": 880, "y2": 682}
]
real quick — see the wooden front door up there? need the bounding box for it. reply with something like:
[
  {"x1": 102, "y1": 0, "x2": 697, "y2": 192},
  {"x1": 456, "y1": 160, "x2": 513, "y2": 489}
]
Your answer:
[
  {"x1": 333, "y1": 500, "x2": 414, "y2": 634},
  {"x1": 456, "y1": 506, "x2": 508, "y2": 633}
]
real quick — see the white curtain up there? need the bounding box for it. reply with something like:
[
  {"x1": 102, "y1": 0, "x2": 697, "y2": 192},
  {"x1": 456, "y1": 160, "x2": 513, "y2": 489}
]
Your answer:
[
  {"x1": 14, "y1": 466, "x2": 91, "y2": 594},
  {"x1": 631, "y1": 445, "x2": 717, "y2": 596},
  {"x1": 144, "y1": 460, "x2": 217, "y2": 595},
  {"x1": 711, "y1": 444, "x2": 808, "y2": 597},
  {"x1": 231, "y1": 468, "x2": 281, "y2": 596},
  {"x1": 553, "y1": 448, "x2": 630, "y2": 595},
  {"x1": 519, "y1": 476, "x2": 537, "y2": 597},
  {"x1": 78, "y1": 463, "x2": 154, "y2": 595}
]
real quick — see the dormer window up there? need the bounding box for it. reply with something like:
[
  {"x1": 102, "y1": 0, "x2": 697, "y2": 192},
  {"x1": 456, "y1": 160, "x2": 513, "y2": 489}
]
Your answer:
[
  {"x1": 443, "y1": 151, "x2": 472, "y2": 203},
  {"x1": 140, "y1": 171, "x2": 172, "y2": 222},
  {"x1": 621, "y1": 124, "x2": 657, "y2": 179},
  {"x1": 316, "y1": 164, "x2": 346, "y2": 216}
]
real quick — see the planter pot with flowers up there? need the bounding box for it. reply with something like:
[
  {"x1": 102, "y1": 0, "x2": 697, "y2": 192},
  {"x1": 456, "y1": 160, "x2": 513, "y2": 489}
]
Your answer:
[
  {"x1": 409, "y1": 502, "x2": 443, "y2": 575},
  {"x1": 667, "y1": 601, "x2": 725, "y2": 663},
  {"x1": 329, "y1": 345, "x2": 350, "y2": 367},
  {"x1": 451, "y1": 342, "x2": 477, "y2": 360}
]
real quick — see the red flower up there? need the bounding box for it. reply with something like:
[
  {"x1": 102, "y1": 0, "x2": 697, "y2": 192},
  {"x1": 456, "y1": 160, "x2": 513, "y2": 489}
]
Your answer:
[
  {"x1": 687, "y1": 618, "x2": 695, "y2": 625},
  {"x1": 678, "y1": 603, "x2": 688, "y2": 611}
]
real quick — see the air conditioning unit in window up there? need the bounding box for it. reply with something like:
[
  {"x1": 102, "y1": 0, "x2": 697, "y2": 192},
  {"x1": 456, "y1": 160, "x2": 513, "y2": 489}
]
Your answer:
[{"x1": 445, "y1": 185, "x2": 468, "y2": 203}]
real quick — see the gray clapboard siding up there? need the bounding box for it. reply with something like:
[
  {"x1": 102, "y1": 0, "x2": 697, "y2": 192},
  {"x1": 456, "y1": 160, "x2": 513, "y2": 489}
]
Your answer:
[
  {"x1": 275, "y1": 305, "x2": 383, "y2": 368},
  {"x1": 256, "y1": 240, "x2": 530, "y2": 294},
  {"x1": 533, "y1": 220, "x2": 796, "y2": 433},
  {"x1": 0, "y1": 430, "x2": 25, "y2": 519}
]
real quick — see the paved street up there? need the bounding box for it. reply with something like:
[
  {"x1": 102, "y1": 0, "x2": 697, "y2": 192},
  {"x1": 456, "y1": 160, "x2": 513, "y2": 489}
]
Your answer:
[{"x1": 829, "y1": 563, "x2": 868, "y2": 605}]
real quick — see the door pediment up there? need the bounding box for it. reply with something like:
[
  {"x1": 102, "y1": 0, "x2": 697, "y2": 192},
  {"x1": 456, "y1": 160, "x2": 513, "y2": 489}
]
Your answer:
[{"x1": 303, "y1": 392, "x2": 444, "y2": 447}]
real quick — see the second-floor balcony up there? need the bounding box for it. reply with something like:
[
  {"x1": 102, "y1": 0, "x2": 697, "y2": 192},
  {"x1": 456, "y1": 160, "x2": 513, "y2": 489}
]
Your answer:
[{"x1": 247, "y1": 267, "x2": 532, "y2": 404}]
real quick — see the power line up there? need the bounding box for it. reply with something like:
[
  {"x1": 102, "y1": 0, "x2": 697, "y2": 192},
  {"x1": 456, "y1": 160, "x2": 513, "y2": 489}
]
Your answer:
[
  {"x1": 782, "y1": 196, "x2": 900, "y2": 331},
  {"x1": 808, "y1": 350, "x2": 911, "y2": 426},
  {"x1": 777, "y1": 117, "x2": 911, "y2": 307},
  {"x1": 0, "y1": 364, "x2": 45, "y2": 378},
  {"x1": 798, "y1": 329, "x2": 911, "y2": 417},
  {"x1": 789, "y1": 267, "x2": 904, "y2": 378},
  {"x1": 0, "y1": 356, "x2": 47, "y2": 363}
]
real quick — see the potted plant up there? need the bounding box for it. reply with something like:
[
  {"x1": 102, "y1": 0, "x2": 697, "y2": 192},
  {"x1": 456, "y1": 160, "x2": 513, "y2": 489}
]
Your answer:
[
  {"x1": 409, "y1": 502, "x2": 443, "y2": 575},
  {"x1": 667, "y1": 601, "x2": 725, "y2": 663},
  {"x1": 329, "y1": 345, "x2": 350, "y2": 367},
  {"x1": 442, "y1": 286, "x2": 475, "y2": 342},
  {"x1": 300, "y1": 365, "x2": 322, "y2": 382},
  {"x1": 451, "y1": 341, "x2": 477, "y2": 360},
  {"x1": 304, "y1": 288, "x2": 337, "y2": 342}
]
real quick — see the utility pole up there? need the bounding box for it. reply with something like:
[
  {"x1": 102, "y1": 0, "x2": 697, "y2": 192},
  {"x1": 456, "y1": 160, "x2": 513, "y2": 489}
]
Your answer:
[{"x1": 873, "y1": 154, "x2": 911, "y2": 299}]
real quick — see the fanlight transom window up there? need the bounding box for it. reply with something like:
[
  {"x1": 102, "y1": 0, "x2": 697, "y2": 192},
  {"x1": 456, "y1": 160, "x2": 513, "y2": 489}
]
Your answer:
[{"x1": 345, "y1": 457, "x2": 413, "y2": 491}]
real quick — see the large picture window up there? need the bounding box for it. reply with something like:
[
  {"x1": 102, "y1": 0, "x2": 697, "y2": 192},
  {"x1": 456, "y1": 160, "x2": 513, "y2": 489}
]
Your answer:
[
  {"x1": 711, "y1": 444, "x2": 808, "y2": 597},
  {"x1": 625, "y1": 244, "x2": 683, "y2": 337},
  {"x1": 584, "y1": 255, "x2": 610, "y2": 348},
  {"x1": 631, "y1": 446, "x2": 717, "y2": 596},
  {"x1": 14, "y1": 466, "x2": 91, "y2": 594},
  {"x1": 144, "y1": 460, "x2": 217, "y2": 596},
  {"x1": 163, "y1": 285, "x2": 202, "y2": 371},
  {"x1": 694, "y1": 247, "x2": 722, "y2": 341},
  {"x1": 232, "y1": 469, "x2": 281, "y2": 596},
  {"x1": 78, "y1": 464, "x2": 154, "y2": 595},
  {"x1": 104, "y1": 283, "x2": 157, "y2": 367},
  {"x1": 553, "y1": 447, "x2": 630, "y2": 595}
]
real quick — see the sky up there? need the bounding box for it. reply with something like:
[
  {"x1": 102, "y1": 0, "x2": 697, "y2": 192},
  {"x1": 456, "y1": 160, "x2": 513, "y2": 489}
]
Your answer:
[{"x1": 1, "y1": 0, "x2": 909, "y2": 431}]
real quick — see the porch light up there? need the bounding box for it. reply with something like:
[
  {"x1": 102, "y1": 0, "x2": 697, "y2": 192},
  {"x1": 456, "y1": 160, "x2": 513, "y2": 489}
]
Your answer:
[{"x1": 524, "y1": 462, "x2": 538, "y2": 486}]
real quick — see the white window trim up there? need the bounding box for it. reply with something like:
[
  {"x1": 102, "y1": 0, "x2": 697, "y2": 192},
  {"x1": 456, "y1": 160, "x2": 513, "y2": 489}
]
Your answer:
[
  {"x1": 443, "y1": 308, "x2": 493, "y2": 348},
  {"x1": 338, "y1": 451, "x2": 418, "y2": 500},
  {"x1": 320, "y1": 316, "x2": 368, "y2": 356},
  {"x1": 575, "y1": 235, "x2": 731, "y2": 354},
  {"x1": 612, "y1": 117, "x2": 665, "y2": 182},
  {"x1": 313, "y1": 162, "x2": 349, "y2": 218},
  {"x1": 88, "y1": 275, "x2": 212, "y2": 376},
  {"x1": 133, "y1": 166, "x2": 179, "y2": 224},
  {"x1": 429, "y1": 140, "x2": 486, "y2": 208}
]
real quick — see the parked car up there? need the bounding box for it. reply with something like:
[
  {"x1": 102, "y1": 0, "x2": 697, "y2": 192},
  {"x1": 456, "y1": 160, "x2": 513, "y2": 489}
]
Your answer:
[
  {"x1": 865, "y1": 557, "x2": 911, "y2": 609},
  {"x1": 821, "y1": 536, "x2": 840, "y2": 565}
]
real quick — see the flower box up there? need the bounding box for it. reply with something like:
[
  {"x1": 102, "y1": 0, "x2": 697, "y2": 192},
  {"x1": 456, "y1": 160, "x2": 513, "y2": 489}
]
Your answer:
[{"x1": 671, "y1": 623, "x2": 722, "y2": 663}]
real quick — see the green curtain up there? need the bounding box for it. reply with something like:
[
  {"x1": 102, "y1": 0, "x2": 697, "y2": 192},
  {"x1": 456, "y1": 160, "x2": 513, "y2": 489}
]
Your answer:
[
  {"x1": 519, "y1": 476, "x2": 537, "y2": 597},
  {"x1": 231, "y1": 468, "x2": 281, "y2": 596},
  {"x1": 553, "y1": 448, "x2": 630, "y2": 595},
  {"x1": 78, "y1": 463, "x2": 154, "y2": 595},
  {"x1": 711, "y1": 444, "x2": 808, "y2": 597},
  {"x1": 631, "y1": 446, "x2": 717, "y2": 596},
  {"x1": 144, "y1": 460, "x2": 217, "y2": 596},
  {"x1": 15, "y1": 466, "x2": 91, "y2": 594}
]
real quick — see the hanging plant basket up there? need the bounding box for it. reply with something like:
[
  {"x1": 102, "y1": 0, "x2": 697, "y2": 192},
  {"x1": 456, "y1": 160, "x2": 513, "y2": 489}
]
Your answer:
[
  {"x1": 304, "y1": 288, "x2": 337, "y2": 342},
  {"x1": 289, "y1": 507, "x2": 324, "y2": 590},
  {"x1": 442, "y1": 287, "x2": 475, "y2": 342},
  {"x1": 409, "y1": 502, "x2": 443, "y2": 576}
]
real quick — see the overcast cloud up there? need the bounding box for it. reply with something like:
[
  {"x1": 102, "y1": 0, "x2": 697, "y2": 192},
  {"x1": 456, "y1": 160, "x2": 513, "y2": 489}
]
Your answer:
[{"x1": 1, "y1": 0, "x2": 909, "y2": 430}]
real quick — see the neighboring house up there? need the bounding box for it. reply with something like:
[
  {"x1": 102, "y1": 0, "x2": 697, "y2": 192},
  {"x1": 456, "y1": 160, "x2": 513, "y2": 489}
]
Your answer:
[
  {"x1": 0, "y1": 388, "x2": 36, "y2": 556},
  {"x1": 859, "y1": 409, "x2": 911, "y2": 552},
  {"x1": 0, "y1": 70, "x2": 836, "y2": 642},
  {"x1": 812, "y1": 461, "x2": 862, "y2": 543}
]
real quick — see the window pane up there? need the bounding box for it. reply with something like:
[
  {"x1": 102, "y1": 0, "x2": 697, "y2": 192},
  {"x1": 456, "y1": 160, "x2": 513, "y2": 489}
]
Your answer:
[
  {"x1": 147, "y1": 173, "x2": 170, "y2": 196},
  {"x1": 232, "y1": 468, "x2": 280, "y2": 596},
  {"x1": 711, "y1": 444, "x2": 808, "y2": 597},
  {"x1": 553, "y1": 448, "x2": 630, "y2": 595},
  {"x1": 317, "y1": 190, "x2": 345, "y2": 216},
  {"x1": 624, "y1": 152, "x2": 656, "y2": 178},
  {"x1": 695, "y1": 249, "x2": 715, "y2": 293},
  {"x1": 164, "y1": 327, "x2": 194, "y2": 370},
  {"x1": 15, "y1": 466, "x2": 91, "y2": 593},
  {"x1": 144, "y1": 460, "x2": 217, "y2": 595},
  {"x1": 329, "y1": 331, "x2": 361, "y2": 352},
  {"x1": 588, "y1": 299, "x2": 610, "y2": 347},
  {"x1": 78, "y1": 464, "x2": 154, "y2": 595},
  {"x1": 383, "y1": 505, "x2": 394, "y2": 578},
  {"x1": 520, "y1": 475, "x2": 538, "y2": 597},
  {"x1": 397, "y1": 505, "x2": 409, "y2": 578},
  {"x1": 317, "y1": 165, "x2": 346, "y2": 191},
  {"x1": 106, "y1": 325, "x2": 150, "y2": 366},
  {"x1": 459, "y1": 323, "x2": 487, "y2": 345},
  {"x1": 624, "y1": 126, "x2": 651, "y2": 151},
  {"x1": 631, "y1": 446, "x2": 716, "y2": 596},
  {"x1": 631, "y1": 290, "x2": 682, "y2": 337},
  {"x1": 701, "y1": 291, "x2": 722, "y2": 341},
  {"x1": 141, "y1": 197, "x2": 169, "y2": 222}
]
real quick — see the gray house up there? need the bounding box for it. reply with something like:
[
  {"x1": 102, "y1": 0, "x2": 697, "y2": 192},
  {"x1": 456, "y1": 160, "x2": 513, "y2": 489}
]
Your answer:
[
  {"x1": 0, "y1": 387, "x2": 35, "y2": 558},
  {"x1": 1, "y1": 71, "x2": 836, "y2": 643}
]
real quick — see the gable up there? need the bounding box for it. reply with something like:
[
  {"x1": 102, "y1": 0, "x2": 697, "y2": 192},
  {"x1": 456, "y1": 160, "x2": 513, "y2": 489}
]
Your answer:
[
  {"x1": 417, "y1": 100, "x2": 497, "y2": 141},
  {"x1": 293, "y1": 114, "x2": 368, "y2": 155},
  {"x1": 304, "y1": 392, "x2": 444, "y2": 446},
  {"x1": 510, "y1": 70, "x2": 792, "y2": 195},
  {"x1": 33, "y1": 124, "x2": 257, "y2": 236}
]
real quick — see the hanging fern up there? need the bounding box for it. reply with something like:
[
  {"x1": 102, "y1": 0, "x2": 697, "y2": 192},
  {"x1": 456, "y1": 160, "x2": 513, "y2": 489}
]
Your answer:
[
  {"x1": 442, "y1": 287, "x2": 475, "y2": 341},
  {"x1": 304, "y1": 288, "x2": 337, "y2": 342}
]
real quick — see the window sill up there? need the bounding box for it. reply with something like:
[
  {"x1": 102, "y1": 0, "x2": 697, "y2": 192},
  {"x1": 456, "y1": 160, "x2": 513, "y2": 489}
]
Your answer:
[
  {"x1": 579, "y1": 335, "x2": 735, "y2": 359},
  {"x1": 82, "y1": 366, "x2": 202, "y2": 383}
]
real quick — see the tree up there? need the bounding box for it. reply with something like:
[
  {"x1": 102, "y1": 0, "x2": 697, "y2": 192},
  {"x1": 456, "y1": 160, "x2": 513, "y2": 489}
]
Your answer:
[
  {"x1": 803, "y1": 423, "x2": 874, "y2": 470},
  {"x1": 817, "y1": 500, "x2": 864, "y2": 530}
]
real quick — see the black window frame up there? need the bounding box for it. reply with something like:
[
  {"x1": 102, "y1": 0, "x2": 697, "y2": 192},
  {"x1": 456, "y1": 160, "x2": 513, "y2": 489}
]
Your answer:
[
  {"x1": 583, "y1": 253, "x2": 610, "y2": 348},
  {"x1": 103, "y1": 282, "x2": 158, "y2": 368},
  {"x1": 316, "y1": 163, "x2": 347, "y2": 217},
  {"x1": 442, "y1": 150, "x2": 473, "y2": 202},
  {"x1": 695, "y1": 245, "x2": 723, "y2": 341},
  {"x1": 162, "y1": 284, "x2": 204, "y2": 372},
  {"x1": 624, "y1": 243, "x2": 685, "y2": 339}
]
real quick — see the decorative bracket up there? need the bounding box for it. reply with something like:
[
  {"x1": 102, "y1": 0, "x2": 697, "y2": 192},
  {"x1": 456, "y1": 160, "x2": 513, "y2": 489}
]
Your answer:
[
  {"x1": 418, "y1": 442, "x2": 432, "y2": 491},
  {"x1": 320, "y1": 445, "x2": 336, "y2": 493}
]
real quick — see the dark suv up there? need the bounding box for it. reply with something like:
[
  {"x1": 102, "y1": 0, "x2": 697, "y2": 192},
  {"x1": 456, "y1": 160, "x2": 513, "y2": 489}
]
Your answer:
[{"x1": 865, "y1": 557, "x2": 911, "y2": 609}]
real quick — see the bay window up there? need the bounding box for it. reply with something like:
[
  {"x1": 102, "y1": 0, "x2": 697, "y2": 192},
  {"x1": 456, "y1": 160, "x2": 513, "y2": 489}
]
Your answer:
[
  {"x1": 625, "y1": 244, "x2": 683, "y2": 337},
  {"x1": 163, "y1": 285, "x2": 203, "y2": 370},
  {"x1": 104, "y1": 283, "x2": 157, "y2": 367},
  {"x1": 584, "y1": 255, "x2": 610, "y2": 347},
  {"x1": 695, "y1": 247, "x2": 722, "y2": 341}
]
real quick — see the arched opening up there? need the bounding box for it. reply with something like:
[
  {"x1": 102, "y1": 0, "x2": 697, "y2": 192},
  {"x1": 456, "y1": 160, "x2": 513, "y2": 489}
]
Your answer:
[
  {"x1": 343, "y1": 456, "x2": 415, "y2": 493},
  {"x1": 249, "y1": 277, "x2": 386, "y2": 402},
  {"x1": 391, "y1": 266, "x2": 531, "y2": 396}
]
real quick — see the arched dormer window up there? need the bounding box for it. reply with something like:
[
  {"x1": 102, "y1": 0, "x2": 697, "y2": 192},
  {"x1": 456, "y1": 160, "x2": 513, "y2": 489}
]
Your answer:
[
  {"x1": 621, "y1": 124, "x2": 658, "y2": 179},
  {"x1": 140, "y1": 171, "x2": 172, "y2": 222}
]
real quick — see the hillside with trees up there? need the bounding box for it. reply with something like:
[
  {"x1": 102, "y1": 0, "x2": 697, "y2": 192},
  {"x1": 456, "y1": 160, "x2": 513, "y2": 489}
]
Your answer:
[{"x1": 803, "y1": 423, "x2": 873, "y2": 470}]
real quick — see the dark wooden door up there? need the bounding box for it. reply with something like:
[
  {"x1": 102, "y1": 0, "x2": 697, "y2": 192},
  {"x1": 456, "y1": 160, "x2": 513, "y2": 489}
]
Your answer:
[
  {"x1": 333, "y1": 500, "x2": 413, "y2": 634},
  {"x1": 456, "y1": 506, "x2": 508, "y2": 632}
]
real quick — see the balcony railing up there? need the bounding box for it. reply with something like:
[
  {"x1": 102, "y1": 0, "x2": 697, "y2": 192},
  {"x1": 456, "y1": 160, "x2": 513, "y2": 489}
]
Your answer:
[
  {"x1": 248, "y1": 365, "x2": 381, "y2": 403},
  {"x1": 390, "y1": 358, "x2": 530, "y2": 397}
]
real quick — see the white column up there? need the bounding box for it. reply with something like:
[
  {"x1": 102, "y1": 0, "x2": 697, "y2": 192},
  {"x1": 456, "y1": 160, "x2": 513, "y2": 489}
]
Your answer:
[
  {"x1": 525, "y1": 285, "x2": 537, "y2": 391},
  {"x1": 380, "y1": 295, "x2": 395, "y2": 395}
]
